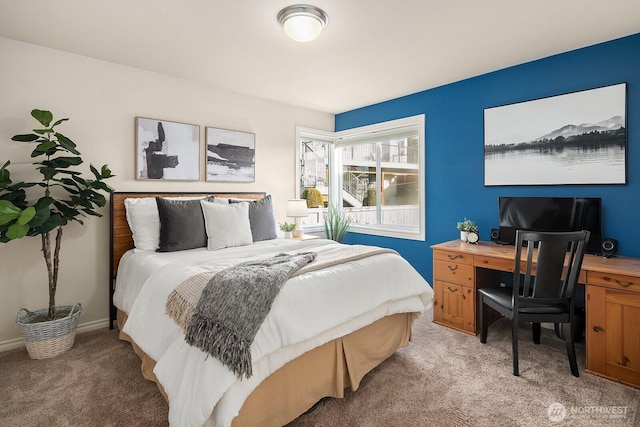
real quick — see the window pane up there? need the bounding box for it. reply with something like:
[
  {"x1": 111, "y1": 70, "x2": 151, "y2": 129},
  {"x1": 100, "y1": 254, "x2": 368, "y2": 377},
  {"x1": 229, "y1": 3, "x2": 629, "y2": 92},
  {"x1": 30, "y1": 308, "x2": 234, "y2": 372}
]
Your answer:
[
  {"x1": 379, "y1": 136, "x2": 420, "y2": 229},
  {"x1": 341, "y1": 142, "x2": 376, "y2": 224},
  {"x1": 299, "y1": 137, "x2": 329, "y2": 227},
  {"x1": 339, "y1": 134, "x2": 420, "y2": 230}
]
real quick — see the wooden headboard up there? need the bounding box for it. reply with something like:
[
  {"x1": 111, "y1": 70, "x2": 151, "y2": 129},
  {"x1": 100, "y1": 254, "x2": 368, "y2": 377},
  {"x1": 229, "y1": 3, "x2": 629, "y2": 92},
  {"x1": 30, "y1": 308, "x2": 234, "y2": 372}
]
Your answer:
[{"x1": 109, "y1": 191, "x2": 266, "y2": 328}]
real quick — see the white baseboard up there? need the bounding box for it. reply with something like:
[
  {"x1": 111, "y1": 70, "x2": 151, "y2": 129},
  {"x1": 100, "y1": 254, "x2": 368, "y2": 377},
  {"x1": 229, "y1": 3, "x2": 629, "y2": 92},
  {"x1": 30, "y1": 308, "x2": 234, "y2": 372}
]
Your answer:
[{"x1": 0, "y1": 318, "x2": 111, "y2": 353}]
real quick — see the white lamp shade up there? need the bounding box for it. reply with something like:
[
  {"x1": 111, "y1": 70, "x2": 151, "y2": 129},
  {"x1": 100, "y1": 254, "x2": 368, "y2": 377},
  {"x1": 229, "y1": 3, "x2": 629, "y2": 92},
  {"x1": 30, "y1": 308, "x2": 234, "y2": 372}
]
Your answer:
[
  {"x1": 283, "y1": 15, "x2": 323, "y2": 42},
  {"x1": 278, "y1": 5, "x2": 328, "y2": 43},
  {"x1": 287, "y1": 199, "x2": 308, "y2": 217}
]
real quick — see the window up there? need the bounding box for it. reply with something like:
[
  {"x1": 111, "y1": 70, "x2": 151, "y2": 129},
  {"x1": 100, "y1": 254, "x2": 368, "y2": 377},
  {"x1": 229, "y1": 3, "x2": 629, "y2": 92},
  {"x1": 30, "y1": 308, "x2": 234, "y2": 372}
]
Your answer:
[
  {"x1": 296, "y1": 115, "x2": 425, "y2": 240},
  {"x1": 296, "y1": 128, "x2": 333, "y2": 228}
]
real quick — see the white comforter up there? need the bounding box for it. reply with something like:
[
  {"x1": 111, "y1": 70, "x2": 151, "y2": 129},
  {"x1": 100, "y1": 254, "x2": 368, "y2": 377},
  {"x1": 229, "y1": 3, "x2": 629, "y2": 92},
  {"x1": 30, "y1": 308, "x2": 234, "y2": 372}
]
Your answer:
[{"x1": 116, "y1": 239, "x2": 432, "y2": 427}]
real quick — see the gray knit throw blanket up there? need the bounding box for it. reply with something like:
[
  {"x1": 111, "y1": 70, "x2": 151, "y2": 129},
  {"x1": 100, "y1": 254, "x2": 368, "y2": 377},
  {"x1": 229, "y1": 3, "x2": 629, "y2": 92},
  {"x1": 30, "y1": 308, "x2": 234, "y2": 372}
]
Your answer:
[{"x1": 184, "y1": 252, "x2": 317, "y2": 379}]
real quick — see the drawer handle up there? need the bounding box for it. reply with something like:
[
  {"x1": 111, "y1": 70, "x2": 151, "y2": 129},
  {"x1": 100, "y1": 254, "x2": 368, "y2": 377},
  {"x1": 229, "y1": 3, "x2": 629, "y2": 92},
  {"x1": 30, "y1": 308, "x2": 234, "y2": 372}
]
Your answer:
[
  {"x1": 616, "y1": 280, "x2": 633, "y2": 288},
  {"x1": 447, "y1": 254, "x2": 460, "y2": 260},
  {"x1": 448, "y1": 265, "x2": 459, "y2": 272},
  {"x1": 593, "y1": 326, "x2": 601, "y2": 333},
  {"x1": 447, "y1": 287, "x2": 458, "y2": 293}
]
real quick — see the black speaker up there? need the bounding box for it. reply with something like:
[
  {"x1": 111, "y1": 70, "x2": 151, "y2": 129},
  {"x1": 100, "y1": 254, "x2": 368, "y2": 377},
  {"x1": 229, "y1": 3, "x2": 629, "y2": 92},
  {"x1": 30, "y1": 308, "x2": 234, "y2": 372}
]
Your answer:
[
  {"x1": 490, "y1": 228, "x2": 500, "y2": 242},
  {"x1": 601, "y1": 237, "x2": 618, "y2": 258}
]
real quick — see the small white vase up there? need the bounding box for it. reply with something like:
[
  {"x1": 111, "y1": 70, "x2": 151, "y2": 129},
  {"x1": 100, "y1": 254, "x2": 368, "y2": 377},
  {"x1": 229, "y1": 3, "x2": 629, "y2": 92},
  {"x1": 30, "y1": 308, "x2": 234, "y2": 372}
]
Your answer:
[
  {"x1": 284, "y1": 231, "x2": 291, "y2": 239},
  {"x1": 460, "y1": 231, "x2": 468, "y2": 242}
]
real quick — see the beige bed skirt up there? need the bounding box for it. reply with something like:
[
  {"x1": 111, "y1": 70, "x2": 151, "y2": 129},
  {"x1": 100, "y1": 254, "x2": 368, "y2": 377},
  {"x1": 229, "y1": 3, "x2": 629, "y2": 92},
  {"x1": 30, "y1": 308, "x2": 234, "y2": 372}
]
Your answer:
[{"x1": 117, "y1": 310, "x2": 415, "y2": 427}]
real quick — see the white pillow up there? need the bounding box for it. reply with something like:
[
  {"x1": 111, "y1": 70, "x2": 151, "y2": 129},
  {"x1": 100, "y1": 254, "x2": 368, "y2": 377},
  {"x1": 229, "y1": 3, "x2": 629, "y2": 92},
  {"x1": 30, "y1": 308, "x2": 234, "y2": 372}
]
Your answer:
[
  {"x1": 200, "y1": 200, "x2": 253, "y2": 250},
  {"x1": 124, "y1": 198, "x2": 160, "y2": 251},
  {"x1": 124, "y1": 196, "x2": 208, "y2": 251}
]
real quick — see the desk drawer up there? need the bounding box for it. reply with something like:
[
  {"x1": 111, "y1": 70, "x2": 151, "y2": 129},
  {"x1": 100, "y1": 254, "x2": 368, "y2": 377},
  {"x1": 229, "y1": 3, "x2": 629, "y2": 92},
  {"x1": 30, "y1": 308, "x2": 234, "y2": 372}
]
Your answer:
[
  {"x1": 434, "y1": 250, "x2": 472, "y2": 264},
  {"x1": 434, "y1": 259, "x2": 474, "y2": 286},
  {"x1": 587, "y1": 271, "x2": 640, "y2": 293},
  {"x1": 475, "y1": 255, "x2": 513, "y2": 272}
]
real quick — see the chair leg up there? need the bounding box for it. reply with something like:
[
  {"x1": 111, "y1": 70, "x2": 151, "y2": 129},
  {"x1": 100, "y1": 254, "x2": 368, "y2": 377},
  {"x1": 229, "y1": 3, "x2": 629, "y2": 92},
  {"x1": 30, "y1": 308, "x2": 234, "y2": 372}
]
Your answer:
[
  {"x1": 479, "y1": 295, "x2": 488, "y2": 344},
  {"x1": 512, "y1": 318, "x2": 519, "y2": 376},
  {"x1": 562, "y1": 322, "x2": 579, "y2": 377},
  {"x1": 532, "y1": 322, "x2": 541, "y2": 344}
]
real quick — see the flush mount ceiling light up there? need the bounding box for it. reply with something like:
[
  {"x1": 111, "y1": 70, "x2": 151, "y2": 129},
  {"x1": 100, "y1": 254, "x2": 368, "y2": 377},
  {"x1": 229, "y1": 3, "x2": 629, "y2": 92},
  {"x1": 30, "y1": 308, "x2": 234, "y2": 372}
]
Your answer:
[{"x1": 277, "y1": 4, "x2": 328, "y2": 42}]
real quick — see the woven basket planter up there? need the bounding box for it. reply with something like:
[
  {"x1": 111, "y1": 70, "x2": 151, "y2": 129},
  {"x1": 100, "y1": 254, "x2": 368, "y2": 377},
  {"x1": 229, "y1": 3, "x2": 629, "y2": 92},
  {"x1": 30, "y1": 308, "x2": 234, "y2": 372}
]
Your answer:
[{"x1": 16, "y1": 303, "x2": 82, "y2": 360}]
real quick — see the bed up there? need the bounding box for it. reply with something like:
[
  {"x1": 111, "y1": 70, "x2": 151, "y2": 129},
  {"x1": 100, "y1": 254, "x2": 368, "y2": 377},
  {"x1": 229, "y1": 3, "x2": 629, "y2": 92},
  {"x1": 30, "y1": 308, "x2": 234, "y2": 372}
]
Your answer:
[{"x1": 109, "y1": 191, "x2": 433, "y2": 427}]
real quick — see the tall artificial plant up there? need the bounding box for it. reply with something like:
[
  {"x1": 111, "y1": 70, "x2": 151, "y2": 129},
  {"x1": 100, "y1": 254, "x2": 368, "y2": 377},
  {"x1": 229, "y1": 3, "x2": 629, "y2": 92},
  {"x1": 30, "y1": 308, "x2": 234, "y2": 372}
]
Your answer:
[
  {"x1": 323, "y1": 205, "x2": 352, "y2": 243},
  {"x1": 0, "y1": 109, "x2": 114, "y2": 321}
]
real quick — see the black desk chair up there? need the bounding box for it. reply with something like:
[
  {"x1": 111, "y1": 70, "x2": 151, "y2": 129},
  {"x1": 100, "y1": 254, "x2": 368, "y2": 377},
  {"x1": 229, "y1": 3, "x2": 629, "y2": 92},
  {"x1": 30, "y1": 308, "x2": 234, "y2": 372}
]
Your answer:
[{"x1": 478, "y1": 230, "x2": 590, "y2": 377}]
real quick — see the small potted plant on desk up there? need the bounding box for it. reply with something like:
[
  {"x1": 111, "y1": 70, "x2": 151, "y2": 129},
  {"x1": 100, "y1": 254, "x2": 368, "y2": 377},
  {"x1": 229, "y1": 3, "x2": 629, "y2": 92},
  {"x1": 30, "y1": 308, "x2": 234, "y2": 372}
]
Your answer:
[
  {"x1": 0, "y1": 109, "x2": 114, "y2": 359},
  {"x1": 279, "y1": 221, "x2": 297, "y2": 239},
  {"x1": 456, "y1": 218, "x2": 479, "y2": 243}
]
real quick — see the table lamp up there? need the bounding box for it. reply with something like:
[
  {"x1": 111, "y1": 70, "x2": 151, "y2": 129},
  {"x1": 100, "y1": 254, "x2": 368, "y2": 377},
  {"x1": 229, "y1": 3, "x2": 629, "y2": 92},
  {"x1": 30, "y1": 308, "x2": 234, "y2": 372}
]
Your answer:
[{"x1": 287, "y1": 199, "x2": 308, "y2": 238}]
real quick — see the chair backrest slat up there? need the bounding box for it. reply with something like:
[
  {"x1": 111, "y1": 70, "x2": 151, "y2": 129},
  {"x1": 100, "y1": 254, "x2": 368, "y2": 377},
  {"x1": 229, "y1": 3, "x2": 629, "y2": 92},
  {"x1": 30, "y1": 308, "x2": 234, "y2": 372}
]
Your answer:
[{"x1": 512, "y1": 230, "x2": 590, "y2": 306}]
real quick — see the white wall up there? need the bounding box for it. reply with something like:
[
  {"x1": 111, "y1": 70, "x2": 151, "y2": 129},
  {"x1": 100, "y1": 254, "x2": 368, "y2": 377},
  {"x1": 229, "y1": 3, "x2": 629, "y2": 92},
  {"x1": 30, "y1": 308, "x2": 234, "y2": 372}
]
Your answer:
[{"x1": 0, "y1": 37, "x2": 333, "y2": 348}]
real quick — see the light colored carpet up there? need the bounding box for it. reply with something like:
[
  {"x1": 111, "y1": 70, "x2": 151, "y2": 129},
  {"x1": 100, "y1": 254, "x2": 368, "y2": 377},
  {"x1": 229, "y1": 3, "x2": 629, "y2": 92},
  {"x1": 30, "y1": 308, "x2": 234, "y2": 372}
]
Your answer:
[
  {"x1": 1, "y1": 311, "x2": 638, "y2": 426},
  {"x1": 290, "y1": 311, "x2": 640, "y2": 427}
]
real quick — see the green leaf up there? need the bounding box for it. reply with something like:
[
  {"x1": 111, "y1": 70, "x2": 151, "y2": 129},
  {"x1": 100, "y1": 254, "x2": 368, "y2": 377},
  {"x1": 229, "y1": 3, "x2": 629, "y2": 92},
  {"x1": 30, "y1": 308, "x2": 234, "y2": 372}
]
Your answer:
[
  {"x1": 31, "y1": 109, "x2": 53, "y2": 127},
  {"x1": 33, "y1": 128, "x2": 55, "y2": 135},
  {"x1": 28, "y1": 207, "x2": 51, "y2": 227},
  {"x1": 34, "y1": 197, "x2": 54, "y2": 210},
  {"x1": 44, "y1": 157, "x2": 83, "y2": 169},
  {"x1": 17, "y1": 206, "x2": 36, "y2": 225},
  {"x1": 0, "y1": 200, "x2": 21, "y2": 225},
  {"x1": 6, "y1": 222, "x2": 29, "y2": 239},
  {"x1": 71, "y1": 175, "x2": 87, "y2": 186},
  {"x1": 0, "y1": 166, "x2": 11, "y2": 188},
  {"x1": 100, "y1": 164, "x2": 114, "y2": 178},
  {"x1": 91, "y1": 181, "x2": 112, "y2": 193},
  {"x1": 38, "y1": 166, "x2": 58, "y2": 180},
  {"x1": 34, "y1": 140, "x2": 57, "y2": 153},
  {"x1": 51, "y1": 118, "x2": 69, "y2": 127},
  {"x1": 55, "y1": 133, "x2": 80, "y2": 154},
  {"x1": 54, "y1": 201, "x2": 78, "y2": 219},
  {"x1": 38, "y1": 213, "x2": 63, "y2": 233},
  {"x1": 12, "y1": 134, "x2": 39, "y2": 142},
  {"x1": 0, "y1": 191, "x2": 27, "y2": 206},
  {"x1": 61, "y1": 186, "x2": 80, "y2": 195},
  {"x1": 91, "y1": 193, "x2": 106, "y2": 207}
]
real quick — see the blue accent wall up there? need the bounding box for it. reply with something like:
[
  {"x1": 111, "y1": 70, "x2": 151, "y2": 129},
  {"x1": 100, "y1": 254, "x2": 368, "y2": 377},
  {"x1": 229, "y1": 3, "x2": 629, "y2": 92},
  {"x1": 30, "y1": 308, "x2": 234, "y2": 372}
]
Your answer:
[{"x1": 336, "y1": 33, "x2": 640, "y2": 285}]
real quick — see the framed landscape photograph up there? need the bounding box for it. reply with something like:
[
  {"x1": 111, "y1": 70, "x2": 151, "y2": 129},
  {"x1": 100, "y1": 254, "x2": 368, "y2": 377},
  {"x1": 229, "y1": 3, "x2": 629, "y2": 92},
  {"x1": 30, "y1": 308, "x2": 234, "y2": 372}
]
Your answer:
[
  {"x1": 484, "y1": 83, "x2": 627, "y2": 186},
  {"x1": 136, "y1": 117, "x2": 200, "y2": 181},
  {"x1": 205, "y1": 127, "x2": 255, "y2": 182}
]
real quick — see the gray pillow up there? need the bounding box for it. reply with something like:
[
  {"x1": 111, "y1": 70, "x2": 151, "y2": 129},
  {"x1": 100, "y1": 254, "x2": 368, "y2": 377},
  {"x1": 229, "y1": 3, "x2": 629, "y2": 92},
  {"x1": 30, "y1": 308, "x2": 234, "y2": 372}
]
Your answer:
[
  {"x1": 230, "y1": 195, "x2": 277, "y2": 242},
  {"x1": 156, "y1": 197, "x2": 207, "y2": 252}
]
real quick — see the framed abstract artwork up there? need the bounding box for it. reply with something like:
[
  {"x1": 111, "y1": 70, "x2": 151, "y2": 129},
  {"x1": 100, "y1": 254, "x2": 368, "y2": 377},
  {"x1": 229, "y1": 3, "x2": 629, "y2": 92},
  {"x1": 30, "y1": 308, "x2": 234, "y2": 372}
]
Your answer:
[
  {"x1": 484, "y1": 83, "x2": 627, "y2": 186},
  {"x1": 136, "y1": 117, "x2": 200, "y2": 181},
  {"x1": 205, "y1": 127, "x2": 255, "y2": 182}
]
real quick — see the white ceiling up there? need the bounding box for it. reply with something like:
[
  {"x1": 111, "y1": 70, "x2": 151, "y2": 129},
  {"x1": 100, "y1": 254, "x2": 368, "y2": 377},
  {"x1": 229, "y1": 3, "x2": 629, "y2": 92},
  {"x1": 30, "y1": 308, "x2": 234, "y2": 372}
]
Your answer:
[{"x1": 1, "y1": 0, "x2": 639, "y2": 114}]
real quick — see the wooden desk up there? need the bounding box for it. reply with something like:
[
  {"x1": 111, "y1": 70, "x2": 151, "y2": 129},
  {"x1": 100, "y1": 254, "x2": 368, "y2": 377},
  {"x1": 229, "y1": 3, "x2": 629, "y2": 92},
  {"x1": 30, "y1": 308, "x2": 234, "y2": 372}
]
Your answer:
[{"x1": 431, "y1": 240, "x2": 640, "y2": 388}]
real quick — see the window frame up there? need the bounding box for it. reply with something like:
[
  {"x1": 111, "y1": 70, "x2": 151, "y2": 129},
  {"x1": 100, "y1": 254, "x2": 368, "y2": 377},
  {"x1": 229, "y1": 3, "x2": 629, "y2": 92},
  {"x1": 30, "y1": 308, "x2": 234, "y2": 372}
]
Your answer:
[{"x1": 295, "y1": 114, "x2": 425, "y2": 241}]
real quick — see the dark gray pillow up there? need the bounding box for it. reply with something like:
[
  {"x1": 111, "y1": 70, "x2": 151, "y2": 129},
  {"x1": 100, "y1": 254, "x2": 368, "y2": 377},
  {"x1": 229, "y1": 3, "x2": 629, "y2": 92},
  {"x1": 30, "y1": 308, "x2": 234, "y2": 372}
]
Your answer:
[
  {"x1": 156, "y1": 198, "x2": 207, "y2": 252},
  {"x1": 230, "y1": 195, "x2": 277, "y2": 242}
]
